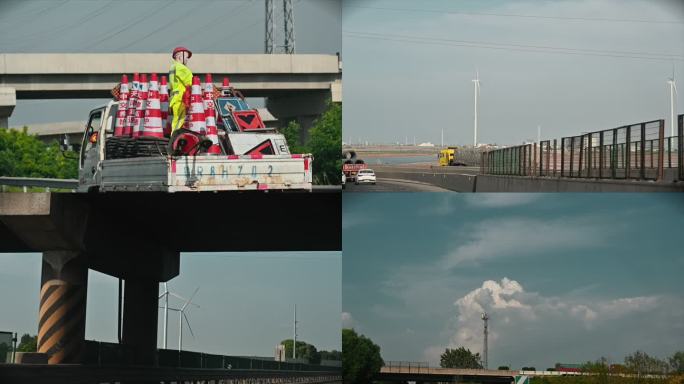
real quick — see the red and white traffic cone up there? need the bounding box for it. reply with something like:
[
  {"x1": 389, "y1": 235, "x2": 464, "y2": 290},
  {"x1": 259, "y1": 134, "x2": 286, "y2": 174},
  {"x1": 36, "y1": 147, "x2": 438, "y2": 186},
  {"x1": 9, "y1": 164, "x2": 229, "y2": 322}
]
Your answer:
[
  {"x1": 133, "y1": 74, "x2": 149, "y2": 138},
  {"x1": 203, "y1": 74, "x2": 221, "y2": 154},
  {"x1": 188, "y1": 76, "x2": 206, "y2": 135},
  {"x1": 160, "y1": 75, "x2": 170, "y2": 137},
  {"x1": 142, "y1": 73, "x2": 163, "y2": 138},
  {"x1": 114, "y1": 74, "x2": 129, "y2": 136},
  {"x1": 221, "y1": 77, "x2": 231, "y2": 96},
  {"x1": 124, "y1": 72, "x2": 140, "y2": 137}
]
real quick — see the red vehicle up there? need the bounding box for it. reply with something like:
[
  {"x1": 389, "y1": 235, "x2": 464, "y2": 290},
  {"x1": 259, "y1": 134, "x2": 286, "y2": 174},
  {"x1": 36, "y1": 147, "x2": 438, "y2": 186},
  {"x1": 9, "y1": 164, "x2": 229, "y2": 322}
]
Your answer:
[{"x1": 342, "y1": 163, "x2": 368, "y2": 182}]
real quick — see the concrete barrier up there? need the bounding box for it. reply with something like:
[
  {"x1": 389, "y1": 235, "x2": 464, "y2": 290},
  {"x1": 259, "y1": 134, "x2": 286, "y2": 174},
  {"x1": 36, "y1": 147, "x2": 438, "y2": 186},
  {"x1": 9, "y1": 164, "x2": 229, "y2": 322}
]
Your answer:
[
  {"x1": 374, "y1": 168, "x2": 684, "y2": 192},
  {"x1": 475, "y1": 174, "x2": 684, "y2": 192}
]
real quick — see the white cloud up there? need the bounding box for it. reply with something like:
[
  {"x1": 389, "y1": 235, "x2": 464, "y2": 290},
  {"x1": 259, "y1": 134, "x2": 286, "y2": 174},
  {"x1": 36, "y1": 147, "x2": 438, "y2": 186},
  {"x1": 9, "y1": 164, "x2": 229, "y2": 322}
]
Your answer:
[
  {"x1": 423, "y1": 278, "x2": 670, "y2": 366},
  {"x1": 441, "y1": 216, "x2": 609, "y2": 268},
  {"x1": 342, "y1": 311, "x2": 355, "y2": 328}
]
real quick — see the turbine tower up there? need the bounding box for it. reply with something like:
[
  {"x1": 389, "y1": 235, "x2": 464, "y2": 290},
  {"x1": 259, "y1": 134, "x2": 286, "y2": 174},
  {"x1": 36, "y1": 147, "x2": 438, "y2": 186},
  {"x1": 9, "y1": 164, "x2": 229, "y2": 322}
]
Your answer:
[
  {"x1": 472, "y1": 70, "x2": 481, "y2": 147},
  {"x1": 293, "y1": 304, "x2": 298, "y2": 359},
  {"x1": 668, "y1": 68, "x2": 678, "y2": 137},
  {"x1": 264, "y1": 0, "x2": 276, "y2": 54},
  {"x1": 481, "y1": 312, "x2": 489, "y2": 369}
]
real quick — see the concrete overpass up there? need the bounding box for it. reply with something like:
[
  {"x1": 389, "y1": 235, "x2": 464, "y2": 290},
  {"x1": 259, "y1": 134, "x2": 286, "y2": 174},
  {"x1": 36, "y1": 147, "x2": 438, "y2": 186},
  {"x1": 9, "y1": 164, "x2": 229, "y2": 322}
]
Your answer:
[
  {"x1": 0, "y1": 191, "x2": 340, "y2": 367},
  {"x1": 0, "y1": 53, "x2": 342, "y2": 131}
]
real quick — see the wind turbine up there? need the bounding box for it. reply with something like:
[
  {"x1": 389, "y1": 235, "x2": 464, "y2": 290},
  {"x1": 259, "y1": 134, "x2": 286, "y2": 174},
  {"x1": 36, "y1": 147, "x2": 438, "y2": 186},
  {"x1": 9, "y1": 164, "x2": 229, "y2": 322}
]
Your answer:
[
  {"x1": 472, "y1": 70, "x2": 481, "y2": 147},
  {"x1": 668, "y1": 67, "x2": 678, "y2": 137},
  {"x1": 159, "y1": 284, "x2": 199, "y2": 349}
]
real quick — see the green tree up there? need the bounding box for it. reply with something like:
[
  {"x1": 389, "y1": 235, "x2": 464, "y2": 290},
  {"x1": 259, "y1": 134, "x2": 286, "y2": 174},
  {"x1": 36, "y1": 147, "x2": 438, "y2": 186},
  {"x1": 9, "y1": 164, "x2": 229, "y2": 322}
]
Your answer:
[
  {"x1": 669, "y1": 351, "x2": 684, "y2": 374},
  {"x1": 342, "y1": 328, "x2": 383, "y2": 384},
  {"x1": 280, "y1": 120, "x2": 307, "y2": 155},
  {"x1": 306, "y1": 102, "x2": 341, "y2": 184},
  {"x1": 625, "y1": 350, "x2": 669, "y2": 375},
  {"x1": 278, "y1": 102, "x2": 341, "y2": 185},
  {"x1": 280, "y1": 339, "x2": 321, "y2": 364},
  {"x1": 440, "y1": 347, "x2": 483, "y2": 369},
  {"x1": 16, "y1": 333, "x2": 37, "y2": 352},
  {"x1": 0, "y1": 127, "x2": 78, "y2": 178}
]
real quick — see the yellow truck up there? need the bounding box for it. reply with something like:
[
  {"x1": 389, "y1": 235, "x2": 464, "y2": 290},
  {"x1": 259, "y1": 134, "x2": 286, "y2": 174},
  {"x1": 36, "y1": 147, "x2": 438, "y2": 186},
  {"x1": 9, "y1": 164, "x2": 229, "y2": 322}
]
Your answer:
[{"x1": 438, "y1": 147, "x2": 468, "y2": 166}]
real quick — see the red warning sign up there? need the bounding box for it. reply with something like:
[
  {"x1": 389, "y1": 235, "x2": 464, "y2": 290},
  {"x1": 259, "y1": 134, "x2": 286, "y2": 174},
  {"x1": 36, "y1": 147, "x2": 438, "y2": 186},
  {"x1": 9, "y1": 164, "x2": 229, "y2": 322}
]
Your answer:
[{"x1": 232, "y1": 110, "x2": 265, "y2": 131}]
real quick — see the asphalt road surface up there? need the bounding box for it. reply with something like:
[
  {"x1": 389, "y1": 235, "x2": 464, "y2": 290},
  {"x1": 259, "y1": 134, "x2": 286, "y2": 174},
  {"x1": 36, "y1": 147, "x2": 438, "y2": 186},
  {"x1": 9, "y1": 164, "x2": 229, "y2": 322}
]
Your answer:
[{"x1": 344, "y1": 178, "x2": 451, "y2": 192}]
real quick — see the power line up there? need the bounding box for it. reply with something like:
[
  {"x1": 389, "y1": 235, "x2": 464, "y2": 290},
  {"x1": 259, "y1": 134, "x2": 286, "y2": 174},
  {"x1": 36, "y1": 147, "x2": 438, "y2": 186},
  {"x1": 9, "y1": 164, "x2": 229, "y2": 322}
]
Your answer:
[
  {"x1": 118, "y1": 0, "x2": 226, "y2": 51},
  {"x1": 344, "y1": 30, "x2": 684, "y2": 60},
  {"x1": 343, "y1": 4, "x2": 684, "y2": 25},
  {"x1": 6, "y1": 1, "x2": 115, "y2": 48},
  {"x1": 343, "y1": 31, "x2": 684, "y2": 62},
  {"x1": 82, "y1": 0, "x2": 176, "y2": 51}
]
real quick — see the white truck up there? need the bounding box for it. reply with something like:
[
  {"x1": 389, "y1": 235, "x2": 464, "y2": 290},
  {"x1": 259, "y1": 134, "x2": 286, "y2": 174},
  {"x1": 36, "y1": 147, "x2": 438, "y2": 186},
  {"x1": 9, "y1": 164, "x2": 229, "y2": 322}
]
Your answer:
[{"x1": 75, "y1": 100, "x2": 312, "y2": 193}]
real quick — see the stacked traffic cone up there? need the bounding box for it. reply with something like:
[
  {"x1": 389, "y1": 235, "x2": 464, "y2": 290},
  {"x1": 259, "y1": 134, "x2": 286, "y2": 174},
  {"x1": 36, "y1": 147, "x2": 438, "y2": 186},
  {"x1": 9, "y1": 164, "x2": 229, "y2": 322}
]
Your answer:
[
  {"x1": 142, "y1": 73, "x2": 163, "y2": 138},
  {"x1": 160, "y1": 75, "x2": 170, "y2": 137},
  {"x1": 221, "y1": 77, "x2": 231, "y2": 96},
  {"x1": 203, "y1": 74, "x2": 221, "y2": 154},
  {"x1": 133, "y1": 74, "x2": 148, "y2": 138},
  {"x1": 114, "y1": 74, "x2": 129, "y2": 136},
  {"x1": 188, "y1": 76, "x2": 206, "y2": 134},
  {"x1": 124, "y1": 72, "x2": 140, "y2": 137}
]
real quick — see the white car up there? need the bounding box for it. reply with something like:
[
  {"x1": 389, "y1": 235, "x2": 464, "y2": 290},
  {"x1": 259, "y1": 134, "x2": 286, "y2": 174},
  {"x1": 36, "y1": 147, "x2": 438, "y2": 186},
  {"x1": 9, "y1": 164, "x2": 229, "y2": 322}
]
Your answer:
[{"x1": 355, "y1": 169, "x2": 376, "y2": 185}]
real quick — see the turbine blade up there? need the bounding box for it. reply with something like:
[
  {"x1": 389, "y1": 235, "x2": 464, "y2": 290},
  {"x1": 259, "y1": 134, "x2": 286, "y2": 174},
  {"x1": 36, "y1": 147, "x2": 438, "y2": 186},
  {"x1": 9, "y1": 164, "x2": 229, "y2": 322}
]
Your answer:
[
  {"x1": 169, "y1": 292, "x2": 200, "y2": 308},
  {"x1": 183, "y1": 313, "x2": 195, "y2": 339},
  {"x1": 181, "y1": 287, "x2": 200, "y2": 311}
]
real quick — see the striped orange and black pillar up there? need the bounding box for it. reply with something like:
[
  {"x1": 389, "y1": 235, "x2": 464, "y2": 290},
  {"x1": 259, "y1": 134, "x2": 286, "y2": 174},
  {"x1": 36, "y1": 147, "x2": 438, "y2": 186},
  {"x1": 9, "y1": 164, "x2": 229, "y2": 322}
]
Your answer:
[{"x1": 37, "y1": 251, "x2": 88, "y2": 364}]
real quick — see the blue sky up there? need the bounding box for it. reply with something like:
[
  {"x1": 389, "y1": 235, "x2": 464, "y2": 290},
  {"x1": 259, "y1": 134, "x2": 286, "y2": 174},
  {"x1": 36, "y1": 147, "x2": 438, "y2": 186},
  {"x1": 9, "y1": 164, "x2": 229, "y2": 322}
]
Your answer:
[
  {"x1": 0, "y1": 251, "x2": 341, "y2": 356},
  {"x1": 342, "y1": 0, "x2": 684, "y2": 145},
  {"x1": 0, "y1": 0, "x2": 341, "y2": 126},
  {"x1": 342, "y1": 194, "x2": 684, "y2": 369}
]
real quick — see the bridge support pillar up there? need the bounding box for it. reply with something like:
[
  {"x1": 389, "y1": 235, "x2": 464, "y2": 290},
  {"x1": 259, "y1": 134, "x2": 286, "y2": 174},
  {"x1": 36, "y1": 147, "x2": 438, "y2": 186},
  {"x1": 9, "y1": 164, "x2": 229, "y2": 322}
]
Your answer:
[
  {"x1": 266, "y1": 90, "x2": 332, "y2": 143},
  {"x1": 0, "y1": 87, "x2": 16, "y2": 128},
  {"x1": 37, "y1": 251, "x2": 88, "y2": 364},
  {"x1": 121, "y1": 278, "x2": 159, "y2": 366}
]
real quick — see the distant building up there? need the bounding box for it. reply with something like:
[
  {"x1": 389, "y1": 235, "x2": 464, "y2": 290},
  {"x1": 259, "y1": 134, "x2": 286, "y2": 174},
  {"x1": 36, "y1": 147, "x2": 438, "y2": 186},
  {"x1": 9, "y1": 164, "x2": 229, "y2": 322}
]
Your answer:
[
  {"x1": 275, "y1": 344, "x2": 286, "y2": 362},
  {"x1": 418, "y1": 142, "x2": 435, "y2": 147}
]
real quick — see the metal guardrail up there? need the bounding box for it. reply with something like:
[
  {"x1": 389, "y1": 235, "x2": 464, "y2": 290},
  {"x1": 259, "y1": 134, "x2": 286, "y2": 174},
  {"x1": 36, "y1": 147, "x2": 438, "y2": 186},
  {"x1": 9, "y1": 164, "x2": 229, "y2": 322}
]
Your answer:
[
  {"x1": 384, "y1": 361, "x2": 431, "y2": 373},
  {"x1": 0, "y1": 177, "x2": 78, "y2": 191},
  {"x1": 481, "y1": 116, "x2": 683, "y2": 182}
]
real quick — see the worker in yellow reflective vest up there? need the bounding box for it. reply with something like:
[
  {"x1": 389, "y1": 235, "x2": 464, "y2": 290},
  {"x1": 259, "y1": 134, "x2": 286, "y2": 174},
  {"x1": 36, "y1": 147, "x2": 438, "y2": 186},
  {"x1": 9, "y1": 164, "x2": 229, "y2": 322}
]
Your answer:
[{"x1": 169, "y1": 46, "x2": 193, "y2": 132}]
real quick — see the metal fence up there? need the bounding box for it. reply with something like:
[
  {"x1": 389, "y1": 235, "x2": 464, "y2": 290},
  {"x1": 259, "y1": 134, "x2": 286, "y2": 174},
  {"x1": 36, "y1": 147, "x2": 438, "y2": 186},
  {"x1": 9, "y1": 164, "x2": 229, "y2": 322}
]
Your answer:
[
  {"x1": 84, "y1": 340, "x2": 339, "y2": 372},
  {"x1": 481, "y1": 144, "x2": 534, "y2": 176},
  {"x1": 482, "y1": 117, "x2": 683, "y2": 182}
]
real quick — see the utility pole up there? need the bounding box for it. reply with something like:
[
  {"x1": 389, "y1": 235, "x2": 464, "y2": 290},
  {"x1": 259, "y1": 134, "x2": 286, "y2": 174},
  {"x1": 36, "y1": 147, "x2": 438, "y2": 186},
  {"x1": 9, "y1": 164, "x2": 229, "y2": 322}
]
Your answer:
[
  {"x1": 264, "y1": 0, "x2": 275, "y2": 54},
  {"x1": 472, "y1": 70, "x2": 480, "y2": 147},
  {"x1": 293, "y1": 304, "x2": 298, "y2": 359},
  {"x1": 481, "y1": 312, "x2": 489, "y2": 369},
  {"x1": 283, "y1": 0, "x2": 296, "y2": 54},
  {"x1": 441, "y1": 128, "x2": 444, "y2": 147},
  {"x1": 537, "y1": 125, "x2": 541, "y2": 143}
]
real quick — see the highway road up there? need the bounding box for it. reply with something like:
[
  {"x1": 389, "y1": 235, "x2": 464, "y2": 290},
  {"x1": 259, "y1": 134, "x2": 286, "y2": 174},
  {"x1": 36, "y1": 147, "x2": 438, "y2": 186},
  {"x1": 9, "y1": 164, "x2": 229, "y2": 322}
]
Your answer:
[{"x1": 344, "y1": 178, "x2": 451, "y2": 192}]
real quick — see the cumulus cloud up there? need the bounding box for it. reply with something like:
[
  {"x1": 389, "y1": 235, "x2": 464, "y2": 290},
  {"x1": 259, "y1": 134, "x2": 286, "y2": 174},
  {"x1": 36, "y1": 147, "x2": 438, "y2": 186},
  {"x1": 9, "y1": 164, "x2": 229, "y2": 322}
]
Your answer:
[
  {"x1": 424, "y1": 278, "x2": 669, "y2": 366},
  {"x1": 342, "y1": 311, "x2": 355, "y2": 328}
]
